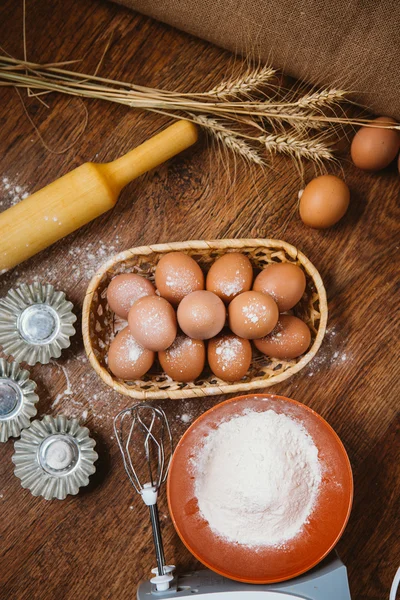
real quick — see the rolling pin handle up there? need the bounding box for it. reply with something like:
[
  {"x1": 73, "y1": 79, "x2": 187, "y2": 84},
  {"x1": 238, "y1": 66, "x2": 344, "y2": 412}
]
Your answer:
[{"x1": 104, "y1": 120, "x2": 198, "y2": 190}]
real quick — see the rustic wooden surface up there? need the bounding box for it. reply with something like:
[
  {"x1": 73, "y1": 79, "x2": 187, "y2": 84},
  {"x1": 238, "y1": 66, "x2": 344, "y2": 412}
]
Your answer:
[{"x1": 0, "y1": 1, "x2": 399, "y2": 599}]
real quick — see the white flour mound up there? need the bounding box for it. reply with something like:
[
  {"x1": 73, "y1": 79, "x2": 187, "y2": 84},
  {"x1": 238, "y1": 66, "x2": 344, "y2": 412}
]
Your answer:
[{"x1": 193, "y1": 409, "x2": 321, "y2": 547}]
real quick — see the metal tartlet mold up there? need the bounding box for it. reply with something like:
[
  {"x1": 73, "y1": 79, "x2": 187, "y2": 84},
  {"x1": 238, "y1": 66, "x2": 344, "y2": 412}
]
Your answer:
[
  {"x1": 0, "y1": 358, "x2": 39, "y2": 442},
  {"x1": 12, "y1": 415, "x2": 98, "y2": 500},
  {"x1": 0, "y1": 282, "x2": 77, "y2": 365}
]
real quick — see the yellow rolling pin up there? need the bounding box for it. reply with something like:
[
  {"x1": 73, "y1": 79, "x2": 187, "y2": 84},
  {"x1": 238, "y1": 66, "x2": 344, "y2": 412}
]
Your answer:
[{"x1": 0, "y1": 120, "x2": 198, "y2": 273}]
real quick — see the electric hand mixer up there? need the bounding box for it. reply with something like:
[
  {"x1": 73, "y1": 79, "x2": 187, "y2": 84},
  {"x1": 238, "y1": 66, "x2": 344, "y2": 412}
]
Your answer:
[
  {"x1": 113, "y1": 403, "x2": 175, "y2": 592},
  {"x1": 114, "y1": 402, "x2": 352, "y2": 600}
]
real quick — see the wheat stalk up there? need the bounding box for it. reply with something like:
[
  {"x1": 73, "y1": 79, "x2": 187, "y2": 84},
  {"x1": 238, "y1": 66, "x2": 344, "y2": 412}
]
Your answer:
[
  {"x1": 261, "y1": 105, "x2": 327, "y2": 131},
  {"x1": 296, "y1": 88, "x2": 347, "y2": 110},
  {"x1": 0, "y1": 55, "x2": 398, "y2": 167},
  {"x1": 207, "y1": 65, "x2": 276, "y2": 99},
  {"x1": 192, "y1": 114, "x2": 265, "y2": 165},
  {"x1": 259, "y1": 133, "x2": 334, "y2": 162}
]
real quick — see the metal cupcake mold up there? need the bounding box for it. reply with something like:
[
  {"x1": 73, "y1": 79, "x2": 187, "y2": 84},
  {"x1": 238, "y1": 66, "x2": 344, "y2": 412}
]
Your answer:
[
  {"x1": 12, "y1": 415, "x2": 98, "y2": 500},
  {"x1": 0, "y1": 358, "x2": 39, "y2": 442},
  {"x1": 0, "y1": 282, "x2": 77, "y2": 365}
]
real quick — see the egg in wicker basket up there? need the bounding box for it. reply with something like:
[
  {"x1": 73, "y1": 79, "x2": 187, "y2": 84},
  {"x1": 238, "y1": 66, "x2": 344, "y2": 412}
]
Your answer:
[{"x1": 82, "y1": 239, "x2": 327, "y2": 400}]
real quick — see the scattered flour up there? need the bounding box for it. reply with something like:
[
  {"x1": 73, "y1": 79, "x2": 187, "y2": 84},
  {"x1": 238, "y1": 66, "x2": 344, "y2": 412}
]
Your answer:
[
  {"x1": 167, "y1": 335, "x2": 197, "y2": 360},
  {"x1": 1, "y1": 177, "x2": 29, "y2": 207},
  {"x1": 66, "y1": 238, "x2": 120, "y2": 282},
  {"x1": 0, "y1": 236, "x2": 123, "y2": 291},
  {"x1": 193, "y1": 409, "x2": 321, "y2": 547},
  {"x1": 35, "y1": 350, "x2": 126, "y2": 427},
  {"x1": 180, "y1": 413, "x2": 192, "y2": 423},
  {"x1": 214, "y1": 337, "x2": 244, "y2": 372},
  {"x1": 164, "y1": 267, "x2": 199, "y2": 297},
  {"x1": 305, "y1": 327, "x2": 350, "y2": 377},
  {"x1": 219, "y1": 269, "x2": 244, "y2": 298},
  {"x1": 242, "y1": 305, "x2": 259, "y2": 323},
  {"x1": 51, "y1": 362, "x2": 73, "y2": 407},
  {"x1": 120, "y1": 333, "x2": 144, "y2": 362}
]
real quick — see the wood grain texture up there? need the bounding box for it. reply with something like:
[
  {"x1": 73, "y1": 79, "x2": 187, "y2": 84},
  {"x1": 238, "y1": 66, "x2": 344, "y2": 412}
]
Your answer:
[{"x1": 0, "y1": 0, "x2": 399, "y2": 599}]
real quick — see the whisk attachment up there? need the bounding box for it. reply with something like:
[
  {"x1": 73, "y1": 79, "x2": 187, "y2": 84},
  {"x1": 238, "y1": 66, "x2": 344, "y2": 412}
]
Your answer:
[{"x1": 114, "y1": 403, "x2": 174, "y2": 591}]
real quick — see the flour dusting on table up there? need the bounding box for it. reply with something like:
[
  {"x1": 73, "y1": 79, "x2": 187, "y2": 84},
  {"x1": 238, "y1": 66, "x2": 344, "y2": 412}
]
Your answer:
[
  {"x1": 1, "y1": 177, "x2": 29, "y2": 207},
  {"x1": 305, "y1": 327, "x2": 350, "y2": 377}
]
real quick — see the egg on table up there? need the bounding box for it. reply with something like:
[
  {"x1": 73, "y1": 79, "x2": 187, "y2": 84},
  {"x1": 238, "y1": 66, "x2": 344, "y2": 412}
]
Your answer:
[
  {"x1": 108, "y1": 327, "x2": 155, "y2": 379},
  {"x1": 177, "y1": 290, "x2": 226, "y2": 340},
  {"x1": 254, "y1": 315, "x2": 311, "y2": 359},
  {"x1": 351, "y1": 116, "x2": 400, "y2": 171},
  {"x1": 206, "y1": 252, "x2": 253, "y2": 303},
  {"x1": 159, "y1": 333, "x2": 205, "y2": 382},
  {"x1": 208, "y1": 331, "x2": 252, "y2": 382},
  {"x1": 228, "y1": 291, "x2": 278, "y2": 339},
  {"x1": 107, "y1": 273, "x2": 156, "y2": 319},
  {"x1": 128, "y1": 295, "x2": 177, "y2": 351},
  {"x1": 299, "y1": 174, "x2": 350, "y2": 229},
  {"x1": 253, "y1": 262, "x2": 306, "y2": 312},
  {"x1": 155, "y1": 252, "x2": 204, "y2": 306}
]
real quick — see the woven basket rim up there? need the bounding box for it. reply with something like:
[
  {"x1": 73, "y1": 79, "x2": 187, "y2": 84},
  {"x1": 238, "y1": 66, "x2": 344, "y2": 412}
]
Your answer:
[{"x1": 82, "y1": 239, "x2": 328, "y2": 400}]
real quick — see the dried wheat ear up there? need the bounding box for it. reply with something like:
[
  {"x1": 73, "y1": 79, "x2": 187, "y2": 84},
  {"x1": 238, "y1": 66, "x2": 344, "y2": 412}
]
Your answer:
[{"x1": 1, "y1": 56, "x2": 398, "y2": 166}]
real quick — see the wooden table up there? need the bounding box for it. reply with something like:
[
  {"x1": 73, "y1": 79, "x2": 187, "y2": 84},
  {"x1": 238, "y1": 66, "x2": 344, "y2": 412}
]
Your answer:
[{"x1": 0, "y1": 1, "x2": 399, "y2": 598}]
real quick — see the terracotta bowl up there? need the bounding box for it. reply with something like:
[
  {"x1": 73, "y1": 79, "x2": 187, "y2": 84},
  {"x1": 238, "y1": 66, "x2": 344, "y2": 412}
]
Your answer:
[{"x1": 167, "y1": 394, "x2": 353, "y2": 584}]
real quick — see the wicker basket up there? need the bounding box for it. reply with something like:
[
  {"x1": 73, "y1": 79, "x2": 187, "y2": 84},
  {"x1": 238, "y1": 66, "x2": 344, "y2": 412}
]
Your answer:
[{"x1": 82, "y1": 239, "x2": 327, "y2": 400}]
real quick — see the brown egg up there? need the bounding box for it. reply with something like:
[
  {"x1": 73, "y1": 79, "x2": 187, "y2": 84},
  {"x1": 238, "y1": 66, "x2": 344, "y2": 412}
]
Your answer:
[
  {"x1": 299, "y1": 175, "x2": 350, "y2": 229},
  {"x1": 254, "y1": 315, "x2": 311, "y2": 359},
  {"x1": 155, "y1": 252, "x2": 204, "y2": 306},
  {"x1": 128, "y1": 296, "x2": 177, "y2": 351},
  {"x1": 108, "y1": 327, "x2": 154, "y2": 379},
  {"x1": 206, "y1": 253, "x2": 253, "y2": 303},
  {"x1": 107, "y1": 273, "x2": 156, "y2": 319},
  {"x1": 253, "y1": 262, "x2": 306, "y2": 312},
  {"x1": 177, "y1": 290, "x2": 226, "y2": 340},
  {"x1": 351, "y1": 117, "x2": 400, "y2": 171},
  {"x1": 228, "y1": 291, "x2": 278, "y2": 339},
  {"x1": 159, "y1": 333, "x2": 205, "y2": 382},
  {"x1": 208, "y1": 332, "x2": 252, "y2": 382}
]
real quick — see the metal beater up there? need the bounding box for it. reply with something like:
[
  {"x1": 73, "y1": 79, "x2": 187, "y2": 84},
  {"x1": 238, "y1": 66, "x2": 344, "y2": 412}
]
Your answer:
[{"x1": 113, "y1": 403, "x2": 174, "y2": 592}]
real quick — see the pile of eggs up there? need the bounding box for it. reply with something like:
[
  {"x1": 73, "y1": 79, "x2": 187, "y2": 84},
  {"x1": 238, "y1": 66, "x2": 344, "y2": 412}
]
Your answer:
[{"x1": 106, "y1": 252, "x2": 312, "y2": 383}]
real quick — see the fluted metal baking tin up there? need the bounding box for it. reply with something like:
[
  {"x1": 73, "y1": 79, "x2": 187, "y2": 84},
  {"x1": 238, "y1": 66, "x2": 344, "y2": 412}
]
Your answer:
[
  {"x1": 12, "y1": 415, "x2": 98, "y2": 500},
  {"x1": 0, "y1": 358, "x2": 39, "y2": 442},
  {"x1": 0, "y1": 282, "x2": 77, "y2": 365}
]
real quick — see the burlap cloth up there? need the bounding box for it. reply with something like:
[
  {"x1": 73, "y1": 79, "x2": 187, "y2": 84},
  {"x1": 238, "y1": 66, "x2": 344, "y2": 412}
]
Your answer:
[{"x1": 114, "y1": 0, "x2": 400, "y2": 119}]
